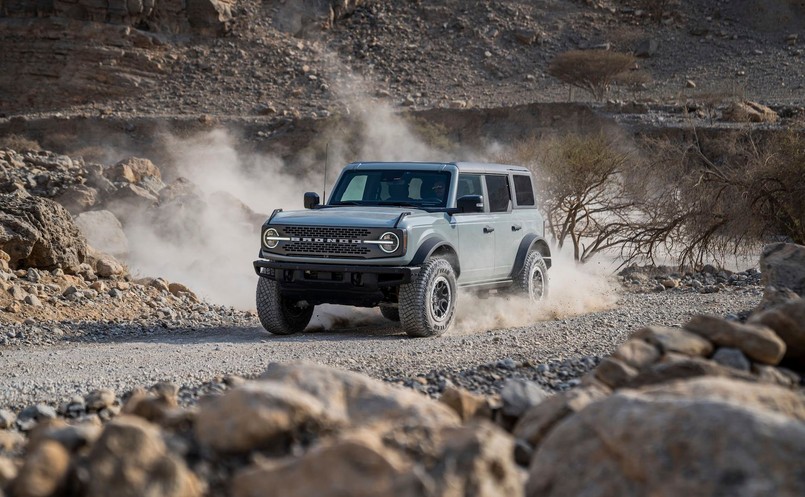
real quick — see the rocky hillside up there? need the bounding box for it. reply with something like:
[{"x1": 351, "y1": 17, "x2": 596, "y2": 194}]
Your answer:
[{"x1": 1, "y1": 0, "x2": 803, "y2": 118}]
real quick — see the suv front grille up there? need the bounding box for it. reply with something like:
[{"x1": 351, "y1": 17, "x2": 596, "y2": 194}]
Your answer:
[{"x1": 283, "y1": 226, "x2": 372, "y2": 239}]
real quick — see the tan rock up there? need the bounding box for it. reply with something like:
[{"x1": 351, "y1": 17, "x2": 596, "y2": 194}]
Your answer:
[
  {"x1": 722, "y1": 100, "x2": 780, "y2": 123},
  {"x1": 86, "y1": 416, "x2": 201, "y2": 497},
  {"x1": 0, "y1": 456, "x2": 18, "y2": 488},
  {"x1": 195, "y1": 381, "x2": 339, "y2": 454},
  {"x1": 527, "y1": 385, "x2": 805, "y2": 497},
  {"x1": 440, "y1": 386, "x2": 491, "y2": 421},
  {"x1": 431, "y1": 421, "x2": 524, "y2": 497},
  {"x1": 632, "y1": 326, "x2": 714, "y2": 356},
  {"x1": 168, "y1": 282, "x2": 197, "y2": 300},
  {"x1": 685, "y1": 315, "x2": 786, "y2": 365},
  {"x1": 749, "y1": 299, "x2": 805, "y2": 367},
  {"x1": 753, "y1": 364, "x2": 800, "y2": 387},
  {"x1": 85, "y1": 388, "x2": 116, "y2": 412},
  {"x1": 0, "y1": 430, "x2": 25, "y2": 452},
  {"x1": 11, "y1": 441, "x2": 70, "y2": 497},
  {"x1": 110, "y1": 157, "x2": 162, "y2": 184},
  {"x1": 260, "y1": 362, "x2": 460, "y2": 429},
  {"x1": 513, "y1": 386, "x2": 608, "y2": 447},
  {"x1": 753, "y1": 285, "x2": 801, "y2": 313},
  {"x1": 627, "y1": 354, "x2": 755, "y2": 388},
  {"x1": 232, "y1": 430, "x2": 425, "y2": 497},
  {"x1": 612, "y1": 338, "x2": 661, "y2": 369},
  {"x1": 594, "y1": 357, "x2": 639, "y2": 388}
]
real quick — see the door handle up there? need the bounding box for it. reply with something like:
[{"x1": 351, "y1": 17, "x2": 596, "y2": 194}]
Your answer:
[
  {"x1": 483, "y1": 226, "x2": 495, "y2": 233},
  {"x1": 512, "y1": 224, "x2": 522, "y2": 231}
]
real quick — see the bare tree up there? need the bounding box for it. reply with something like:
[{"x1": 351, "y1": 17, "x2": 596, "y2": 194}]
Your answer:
[
  {"x1": 507, "y1": 133, "x2": 645, "y2": 263},
  {"x1": 548, "y1": 50, "x2": 636, "y2": 101}
]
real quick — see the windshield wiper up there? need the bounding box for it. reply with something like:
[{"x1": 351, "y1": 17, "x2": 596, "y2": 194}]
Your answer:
[
  {"x1": 332, "y1": 201, "x2": 365, "y2": 206},
  {"x1": 376, "y1": 201, "x2": 423, "y2": 207}
]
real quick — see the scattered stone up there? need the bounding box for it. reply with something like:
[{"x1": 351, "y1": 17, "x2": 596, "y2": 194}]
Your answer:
[
  {"x1": 711, "y1": 347, "x2": 751, "y2": 371},
  {"x1": 722, "y1": 101, "x2": 780, "y2": 123},
  {"x1": 439, "y1": 386, "x2": 491, "y2": 421},
  {"x1": 0, "y1": 409, "x2": 16, "y2": 429},
  {"x1": 23, "y1": 294, "x2": 42, "y2": 307},
  {"x1": 760, "y1": 243, "x2": 805, "y2": 296},
  {"x1": 16, "y1": 405, "x2": 57, "y2": 432},
  {"x1": 85, "y1": 389, "x2": 117, "y2": 412},
  {"x1": 633, "y1": 326, "x2": 714, "y2": 356},
  {"x1": 750, "y1": 299, "x2": 805, "y2": 368},
  {"x1": 501, "y1": 379, "x2": 550, "y2": 418},
  {"x1": 11, "y1": 440, "x2": 70, "y2": 497}
]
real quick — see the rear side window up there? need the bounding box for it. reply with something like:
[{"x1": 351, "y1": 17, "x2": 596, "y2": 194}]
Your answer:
[
  {"x1": 485, "y1": 175, "x2": 511, "y2": 213},
  {"x1": 513, "y1": 175, "x2": 535, "y2": 206}
]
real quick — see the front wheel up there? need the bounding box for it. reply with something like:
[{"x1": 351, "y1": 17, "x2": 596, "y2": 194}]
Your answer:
[
  {"x1": 256, "y1": 277, "x2": 314, "y2": 335},
  {"x1": 399, "y1": 258, "x2": 457, "y2": 337},
  {"x1": 517, "y1": 251, "x2": 549, "y2": 301}
]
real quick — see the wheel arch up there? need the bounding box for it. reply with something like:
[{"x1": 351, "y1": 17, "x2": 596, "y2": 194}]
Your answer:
[
  {"x1": 411, "y1": 238, "x2": 460, "y2": 277},
  {"x1": 511, "y1": 234, "x2": 552, "y2": 278}
]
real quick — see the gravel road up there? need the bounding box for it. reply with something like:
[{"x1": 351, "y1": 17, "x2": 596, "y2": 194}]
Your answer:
[{"x1": 0, "y1": 288, "x2": 762, "y2": 410}]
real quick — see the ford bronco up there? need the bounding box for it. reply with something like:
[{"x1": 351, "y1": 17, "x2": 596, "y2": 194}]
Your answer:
[{"x1": 253, "y1": 162, "x2": 551, "y2": 337}]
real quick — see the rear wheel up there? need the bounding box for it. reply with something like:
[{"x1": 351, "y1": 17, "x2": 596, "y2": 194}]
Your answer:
[
  {"x1": 399, "y1": 258, "x2": 457, "y2": 337},
  {"x1": 256, "y1": 277, "x2": 314, "y2": 335},
  {"x1": 379, "y1": 305, "x2": 400, "y2": 322},
  {"x1": 517, "y1": 251, "x2": 549, "y2": 301}
]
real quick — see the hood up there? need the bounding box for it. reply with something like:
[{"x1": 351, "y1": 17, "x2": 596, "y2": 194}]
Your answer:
[{"x1": 267, "y1": 206, "x2": 425, "y2": 228}]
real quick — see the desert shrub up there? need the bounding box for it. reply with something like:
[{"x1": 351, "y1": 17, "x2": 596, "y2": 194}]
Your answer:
[
  {"x1": 639, "y1": 0, "x2": 679, "y2": 25},
  {"x1": 613, "y1": 70, "x2": 653, "y2": 100},
  {"x1": 628, "y1": 130, "x2": 805, "y2": 266},
  {"x1": 0, "y1": 134, "x2": 41, "y2": 152},
  {"x1": 548, "y1": 50, "x2": 636, "y2": 101}
]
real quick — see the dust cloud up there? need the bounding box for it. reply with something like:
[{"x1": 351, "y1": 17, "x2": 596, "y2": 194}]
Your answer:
[{"x1": 452, "y1": 250, "x2": 619, "y2": 335}]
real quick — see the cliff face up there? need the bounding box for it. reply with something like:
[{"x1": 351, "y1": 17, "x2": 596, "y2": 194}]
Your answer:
[{"x1": 0, "y1": 0, "x2": 235, "y2": 35}]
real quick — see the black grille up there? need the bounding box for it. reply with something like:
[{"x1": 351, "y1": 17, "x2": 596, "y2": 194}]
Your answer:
[
  {"x1": 283, "y1": 226, "x2": 371, "y2": 239},
  {"x1": 284, "y1": 242, "x2": 371, "y2": 256}
]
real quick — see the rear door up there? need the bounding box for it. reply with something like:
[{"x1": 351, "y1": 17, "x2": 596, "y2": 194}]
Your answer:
[
  {"x1": 485, "y1": 174, "x2": 520, "y2": 279},
  {"x1": 454, "y1": 173, "x2": 495, "y2": 283}
]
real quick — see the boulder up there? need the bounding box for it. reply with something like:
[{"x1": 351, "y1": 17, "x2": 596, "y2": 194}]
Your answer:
[
  {"x1": 712, "y1": 347, "x2": 751, "y2": 371},
  {"x1": 439, "y1": 386, "x2": 491, "y2": 422},
  {"x1": 0, "y1": 192, "x2": 87, "y2": 272},
  {"x1": 108, "y1": 157, "x2": 164, "y2": 195},
  {"x1": 260, "y1": 363, "x2": 460, "y2": 429},
  {"x1": 513, "y1": 386, "x2": 608, "y2": 448},
  {"x1": 103, "y1": 184, "x2": 158, "y2": 221},
  {"x1": 55, "y1": 184, "x2": 98, "y2": 214},
  {"x1": 632, "y1": 326, "x2": 714, "y2": 356},
  {"x1": 11, "y1": 440, "x2": 70, "y2": 497},
  {"x1": 73, "y1": 210, "x2": 129, "y2": 259},
  {"x1": 611, "y1": 338, "x2": 661, "y2": 369},
  {"x1": 754, "y1": 286, "x2": 801, "y2": 313},
  {"x1": 85, "y1": 416, "x2": 201, "y2": 497},
  {"x1": 527, "y1": 385, "x2": 805, "y2": 497},
  {"x1": 684, "y1": 315, "x2": 786, "y2": 365},
  {"x1": 195, "y1": 381, "x2": 340, "y2": 454},
  {"x1": 594, "y1": 357, "x2": 639, "y2": 388},
  {"x1": 625, "y1": 354, "x2": 756, "y2": 388},
  {"x1": 722, "y1": 101, "x2": 780, "y2": 123},
  {"x1": 0, "y1": 456, "x2": 17, "y2": 488},
  {"x1": 430, "y1": 421, "x2": 524, "y2": 497},
  {"x1": 500, "y1": 379, "x2": 550, "y2": 418},
  {"x1": 750, "y1": 299, "x2": 805, "y2": 369},
  {"x1": 760, "y1": 243, "x2": 805, "y2": 296},
  {"x1": 231, "y1": 430, "x2": 426, "y2": 497}
]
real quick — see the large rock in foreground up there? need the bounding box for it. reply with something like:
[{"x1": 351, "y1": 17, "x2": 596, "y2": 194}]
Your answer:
[
  {"x1": 0, "y1": 192, "x2": 87, "y2": 272},
  {"x1": 528, "y1": 381, "x2": 805, "y2": 497}
]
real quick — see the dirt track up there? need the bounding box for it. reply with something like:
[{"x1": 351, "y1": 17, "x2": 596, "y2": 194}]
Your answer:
[{"x1": 0, "y1": 288, "x2": 762, "y2": 409}]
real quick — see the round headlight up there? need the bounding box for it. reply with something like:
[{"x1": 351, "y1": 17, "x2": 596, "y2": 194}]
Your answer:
[
  {"x1": 264, "y1": 228, "x2": 280, "y2": 249},
  {"x1": 379, "y1": 232, "x2": 400, "y2": 253}
]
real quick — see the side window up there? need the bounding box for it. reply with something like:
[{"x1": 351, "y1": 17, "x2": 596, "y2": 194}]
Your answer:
[
  {"x1": 457, "y1": 174, "x2": 483, "y2": 198},
  {"x1": 341, "y1": 174, "x2": 368, "y2": 201},
  {"x1": 513, "y1": 175, "x2": 535, "y2": 206},
  {"x1": 485, "y1": 175, "x2": 511, "y2": 213}
]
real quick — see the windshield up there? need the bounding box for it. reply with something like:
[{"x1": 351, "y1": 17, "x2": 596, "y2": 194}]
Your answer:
[{"x1": 329, "y1": 170, "x2": 451, "y2": 208}]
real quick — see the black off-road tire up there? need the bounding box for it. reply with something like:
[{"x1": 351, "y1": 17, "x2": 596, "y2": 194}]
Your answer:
[
  {"x1": 256, "y1": 277, "x2": 314, "y2": 335},
  {"x1": 399, "y1": 258, "x2": 457, "y2": 337},
  {"x1": 517, "y1": 251, "x2": 549, "y2": 301},
  {"x1": 379, "y1": 305, "x2": 400, "y2": 322}
]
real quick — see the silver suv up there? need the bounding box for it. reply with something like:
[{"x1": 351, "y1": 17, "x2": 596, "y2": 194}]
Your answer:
[{"x1": 253, "y1": 162, "x2": 551, "y2": 337}]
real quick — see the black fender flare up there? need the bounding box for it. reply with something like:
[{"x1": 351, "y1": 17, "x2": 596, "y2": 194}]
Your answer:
[
  {"x1": 410, "y1": 238, "x2": 461, "y2": 277},
  {"x1": 510, "y1": 235, "x2": 552, "y2": 278}
]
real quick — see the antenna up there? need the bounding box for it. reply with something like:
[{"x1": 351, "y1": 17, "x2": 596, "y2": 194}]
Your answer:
[{"x1": 323, "y1": 142, "x2": 329, "y2": 204}]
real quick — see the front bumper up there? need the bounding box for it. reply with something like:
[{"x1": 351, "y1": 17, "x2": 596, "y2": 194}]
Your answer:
[{"x1": 253, "y1": 259, "x2": 420, "y2": 306}]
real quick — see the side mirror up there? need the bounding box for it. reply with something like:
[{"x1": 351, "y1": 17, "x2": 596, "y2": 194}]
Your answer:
[
  {"x1": 457, "y1": 195, "x2": 484, "y2": 213},
  {"x1": 304, "y1": 192, "x2": 320, "y2": 209}
]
